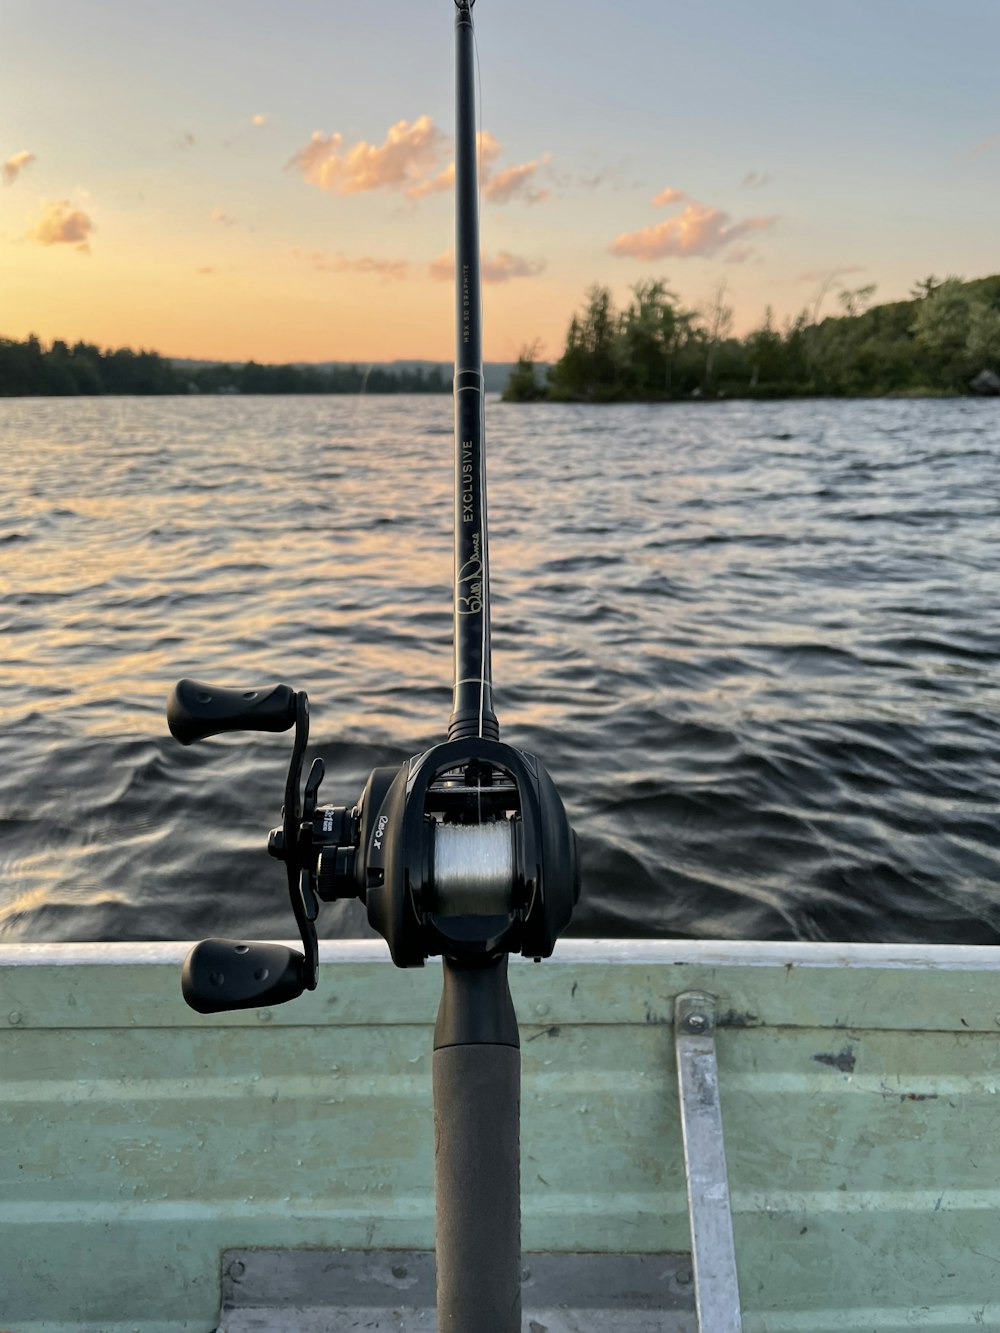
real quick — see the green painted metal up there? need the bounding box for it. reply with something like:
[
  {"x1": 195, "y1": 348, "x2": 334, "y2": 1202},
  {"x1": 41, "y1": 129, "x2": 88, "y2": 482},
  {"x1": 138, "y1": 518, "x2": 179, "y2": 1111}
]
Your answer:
[{"x1": 1, "y1": 942, "x2": 998, "y2": 1331}]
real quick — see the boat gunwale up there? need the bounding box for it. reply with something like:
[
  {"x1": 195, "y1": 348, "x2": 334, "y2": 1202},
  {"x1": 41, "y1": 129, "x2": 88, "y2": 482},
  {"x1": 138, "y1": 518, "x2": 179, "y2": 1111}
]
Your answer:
[{"x1": 1, "y1": 938, "x2": 998, "y2": 970}]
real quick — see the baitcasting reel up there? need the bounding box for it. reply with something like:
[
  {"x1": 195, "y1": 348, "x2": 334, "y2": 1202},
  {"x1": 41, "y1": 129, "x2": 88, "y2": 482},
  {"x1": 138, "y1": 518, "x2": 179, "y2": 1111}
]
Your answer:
[{"x1": 167, "y1": 678, "x2": 579, "y2": 1013}]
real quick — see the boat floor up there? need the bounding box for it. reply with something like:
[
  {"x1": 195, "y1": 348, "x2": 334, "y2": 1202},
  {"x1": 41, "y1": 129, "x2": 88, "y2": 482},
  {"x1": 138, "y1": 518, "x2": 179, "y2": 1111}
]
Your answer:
[{"x1": 218, "y1": 1249, "x2": 696, "y2": 1331}]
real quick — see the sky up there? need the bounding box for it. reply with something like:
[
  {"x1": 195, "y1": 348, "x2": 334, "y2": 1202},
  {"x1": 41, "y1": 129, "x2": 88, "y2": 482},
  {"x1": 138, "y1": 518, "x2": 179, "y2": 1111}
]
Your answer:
[{"x1": 2, "y1": 0, "x2": 998, "y2": 363}]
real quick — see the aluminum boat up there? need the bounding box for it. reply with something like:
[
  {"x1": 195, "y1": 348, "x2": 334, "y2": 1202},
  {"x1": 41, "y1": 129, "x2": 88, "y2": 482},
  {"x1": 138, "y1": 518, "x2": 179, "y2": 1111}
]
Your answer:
[{"x1": 3, "y1": 937, "x2": 997, "y2": 1331}]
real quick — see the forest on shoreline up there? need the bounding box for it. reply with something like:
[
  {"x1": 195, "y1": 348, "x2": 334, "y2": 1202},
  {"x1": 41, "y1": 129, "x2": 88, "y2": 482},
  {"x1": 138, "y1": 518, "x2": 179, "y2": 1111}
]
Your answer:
[
  {"x1": 505, "y1": 274, "x2": 1000, "y2": 402},
  {"x1": 2, "y1": 274, "x2": 998, "y2": 400},
  {"x1": 0, "y1": 341, "x2": 450, "y2": 397}
]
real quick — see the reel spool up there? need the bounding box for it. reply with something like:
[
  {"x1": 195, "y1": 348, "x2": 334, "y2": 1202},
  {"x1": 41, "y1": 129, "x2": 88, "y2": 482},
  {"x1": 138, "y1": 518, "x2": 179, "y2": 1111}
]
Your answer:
[{"x1": 432, "y1": 822, "x2": 514, "y2": 917}]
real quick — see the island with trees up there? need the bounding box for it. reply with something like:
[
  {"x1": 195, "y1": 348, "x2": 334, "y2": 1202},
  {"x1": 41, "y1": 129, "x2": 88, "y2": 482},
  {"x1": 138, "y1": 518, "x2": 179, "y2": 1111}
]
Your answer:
[{"x1": 504, "y1": 274, "x2": 1000, "y2": 402}]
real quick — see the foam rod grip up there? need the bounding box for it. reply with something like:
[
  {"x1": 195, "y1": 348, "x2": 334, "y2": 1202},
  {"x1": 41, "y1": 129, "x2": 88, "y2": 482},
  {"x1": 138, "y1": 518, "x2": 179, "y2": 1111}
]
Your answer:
[
  {"x1": 434, "y1": 1044, "x2": 521, "y2": 1332},
  {"x1": 167, "y1": 678, "x2": 297, "y2": 745}
]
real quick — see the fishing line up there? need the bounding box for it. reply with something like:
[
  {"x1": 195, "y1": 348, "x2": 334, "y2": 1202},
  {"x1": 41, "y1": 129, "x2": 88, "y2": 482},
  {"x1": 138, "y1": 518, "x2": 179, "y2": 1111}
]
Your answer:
[
  {"x1": 471, "y1": 0, "x2": 488, "y2": 748},
  {"x1": 347, "y1": 361, "x2": 375, "y2": 433}
]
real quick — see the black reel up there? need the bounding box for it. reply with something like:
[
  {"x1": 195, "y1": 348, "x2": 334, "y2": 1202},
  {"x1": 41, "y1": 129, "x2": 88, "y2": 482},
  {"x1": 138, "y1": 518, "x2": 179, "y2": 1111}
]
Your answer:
[{"x1": 167, "y1": 678, "x2": 579, "y2": 1014}]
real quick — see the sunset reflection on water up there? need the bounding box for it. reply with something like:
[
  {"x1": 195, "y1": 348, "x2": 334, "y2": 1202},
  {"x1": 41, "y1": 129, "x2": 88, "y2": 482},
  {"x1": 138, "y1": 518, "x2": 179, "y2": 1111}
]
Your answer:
[{"x1": 2, "y1": 394, "x2": 999, "y2": 946}]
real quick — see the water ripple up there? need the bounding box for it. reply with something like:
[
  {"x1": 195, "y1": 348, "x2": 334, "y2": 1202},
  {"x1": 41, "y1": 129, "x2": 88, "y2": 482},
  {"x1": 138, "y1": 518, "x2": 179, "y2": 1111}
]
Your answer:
[{"x1": 1, "y1": 394, "x2": 998, "y2": 944}]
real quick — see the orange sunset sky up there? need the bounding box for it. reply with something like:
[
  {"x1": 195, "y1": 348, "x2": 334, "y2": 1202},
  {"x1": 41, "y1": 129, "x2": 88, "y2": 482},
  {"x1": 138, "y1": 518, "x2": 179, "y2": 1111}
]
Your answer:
[{"x1": 2, "y1": 0, "x2": 998, "y2": 364}]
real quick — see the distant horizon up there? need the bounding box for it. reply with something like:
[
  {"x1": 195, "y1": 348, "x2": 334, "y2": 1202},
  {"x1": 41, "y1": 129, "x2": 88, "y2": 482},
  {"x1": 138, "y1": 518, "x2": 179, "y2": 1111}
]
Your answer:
[
  {"x1": 10, "y1": 268, "x2": 995, "y2": 371},
  {"x1": 164, "y1": 354, "x2": 524, "y2": 367},
  {"x1": 4, "y1": 264, "x2": 998, "y2": 368}
]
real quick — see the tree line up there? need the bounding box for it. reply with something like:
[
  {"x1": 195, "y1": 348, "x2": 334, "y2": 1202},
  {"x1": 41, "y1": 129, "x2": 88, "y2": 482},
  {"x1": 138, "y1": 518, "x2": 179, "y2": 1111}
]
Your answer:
[
  {"x1": 504, "y1": 274, "x2": 1000, "y2": 402},
  {"x1": 5, "y1": 273, "x2": 999, "y2": 400},
  {"x1": 0, "y1": 337, "x2": 451, "y2": 396}
]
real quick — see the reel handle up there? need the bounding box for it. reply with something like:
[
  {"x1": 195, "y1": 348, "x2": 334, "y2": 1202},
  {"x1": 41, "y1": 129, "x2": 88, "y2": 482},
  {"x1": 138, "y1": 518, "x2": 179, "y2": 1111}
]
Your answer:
[
  {"x1": 167, "y1": 679, "x2": 297, "y2": 745},
  {"x1": 181, "y1": 938, "x2": 306, "y2": 1014}
]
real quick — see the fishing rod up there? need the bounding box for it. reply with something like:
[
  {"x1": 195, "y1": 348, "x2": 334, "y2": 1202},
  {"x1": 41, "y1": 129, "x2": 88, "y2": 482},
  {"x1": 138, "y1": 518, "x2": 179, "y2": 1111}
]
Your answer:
[
  {"x1": 165, "y1": 2, "x2": 578, "y2": 1329},
  {"x1": 450, "y1": 0, "x2": 496, "y2": 746}
]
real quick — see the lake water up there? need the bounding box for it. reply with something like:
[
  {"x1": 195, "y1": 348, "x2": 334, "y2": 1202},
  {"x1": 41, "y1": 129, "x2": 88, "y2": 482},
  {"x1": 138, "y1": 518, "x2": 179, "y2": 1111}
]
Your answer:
[{"x1": 1, "y1": 394, "x2": 998, "y2": 945}]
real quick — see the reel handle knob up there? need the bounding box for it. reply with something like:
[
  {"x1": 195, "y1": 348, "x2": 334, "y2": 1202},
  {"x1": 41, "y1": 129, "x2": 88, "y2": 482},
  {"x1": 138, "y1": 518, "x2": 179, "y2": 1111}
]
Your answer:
[
  {"x1": 181, "y1": 938, "x2": 306, "y2": 1014},
  {"x1": 167, "y1": 679, "x2": 297, "y2": 746}
]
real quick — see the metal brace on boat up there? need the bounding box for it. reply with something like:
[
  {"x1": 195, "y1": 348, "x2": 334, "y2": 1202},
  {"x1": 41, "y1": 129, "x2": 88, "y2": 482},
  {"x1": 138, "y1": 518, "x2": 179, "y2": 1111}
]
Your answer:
[{"x1": 674, "y1": 992, "x2": 744, "y2": 1333}]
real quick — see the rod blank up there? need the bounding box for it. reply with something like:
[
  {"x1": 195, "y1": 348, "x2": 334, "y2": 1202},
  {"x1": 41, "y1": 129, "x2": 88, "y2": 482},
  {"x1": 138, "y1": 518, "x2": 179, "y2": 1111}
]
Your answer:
[{"x1": 449, "y1": 0, "x2": 498, "y2": 742}]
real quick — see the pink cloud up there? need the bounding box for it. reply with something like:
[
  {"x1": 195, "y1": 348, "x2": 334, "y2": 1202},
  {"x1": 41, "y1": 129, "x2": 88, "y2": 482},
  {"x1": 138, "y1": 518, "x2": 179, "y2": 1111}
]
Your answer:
[
  {"x1": 406, "y1": 131, "x2": 505, "y2": 200},
  {"x1": 407, "y1": 162, "x2": 455, "y2": 199},
  {"x1": 28, "y1": 199, "x2": 94, "y2": 252},
  {"x1": 289, "y1": 116, "x2": 445, "y2": 194},
  {"x1": 473, "y1": 130, "x2": 503, "y2": 173},
  {"x1": 406, "y1": 133, "x2": 549, "y2": 205},
  {"x1": 652, "y1": 187, "x2": 685, "y2": 207},
  {"x1": 294, "y1": 247, "x2": 410, "y2": 281},
  {"x1": 796, "y1": 266, "x2": 865, "y2": 283},
  {"x1": 484, "y1": 160, "x2": 549, "y2": 205},
  {"x1": 611, "y1": 201, "x2": 777, "y2": 261},
  {"x1": 429, "y1": 248, "x2": 545, "y2": 284},
  {"x1": 965, "y1": 134, "x2": 999, "y2": 158},
  {"x1": 3, "y1": 150, "x2": 36, "y2": 184},
  {"x1": 481, "y1": 250, "x2": 546, "y2": 282}
]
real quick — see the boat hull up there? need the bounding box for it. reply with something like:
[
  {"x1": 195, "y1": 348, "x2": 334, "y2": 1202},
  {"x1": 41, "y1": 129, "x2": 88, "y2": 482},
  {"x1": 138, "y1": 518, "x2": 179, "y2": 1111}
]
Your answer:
[{"x1": 1, "y1": 940, "x2": 998, "y2": 1331}]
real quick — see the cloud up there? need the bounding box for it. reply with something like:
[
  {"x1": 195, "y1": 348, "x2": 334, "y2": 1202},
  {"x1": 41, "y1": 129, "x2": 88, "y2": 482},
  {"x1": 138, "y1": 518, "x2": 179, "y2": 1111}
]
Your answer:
[
  {"x1": 178, "y1": 132, "x2": 196, "y2": 149},
  {"x1": 484, "y1": 159, "x2": 549, "y2": 205},
  {"x1": 293, "y1": 247, "x2": 410, "y2": 281},
  {"x1": 251, "y1": 114, "x2": 267, "y2": 127},
  {"x1": 742, "y1": 170, "x2": 770, "y2": 189},
  {"x1": 652, "y1": 186, "x2": 685, "y2": 207},
  {"x1": 796, "y1": 266, "x2": 865, "y2": 283},
  {"x1": 611, "y1": 201, "x2": 777, "y2": 261},
  {"x1": 289, "y1": 116, "x2": 445, "y2": 194},
  {"x1": 210, "y1": 207, "x2": 238, "y2": 226},
  {"x1": 481, "y1": 251, "x2": 546, "y2": 282},
  {"x1": 405, "y1": 132, "x2": 549, "y2": 205},
  {"x1": 429, "y1": 248, "x2": 546, "y2": 284},
  {"x1": 27, "y1": 199, "x2": 94, "y2": 252},
  {"x1": 964, "y1": 134, "x2": 999, "y2": 158},
  {"x1": 196, "y1": 266, "x2": 217, "y2": 275},
  {"x1": 405, "y1": 131, "x2": 502, "y2": 199},
  {"x1": 407, "y1": 163, "x2": 454, "y2": 199},
  {"x1": 3, "y1": 150, "x2": 36, "y2": 184},
  {"x1": 290, "y1": 118, "x2": 552, "y2": 209},
  {"x1": 474, "y1": 130, "x2": 503, "y2": 175},
  {"x1": 547, "y1": 163, "x2": 633, "y2": 194},
  {"x1": 723, "y1": 245, "x2": 756, "y2": 264}
]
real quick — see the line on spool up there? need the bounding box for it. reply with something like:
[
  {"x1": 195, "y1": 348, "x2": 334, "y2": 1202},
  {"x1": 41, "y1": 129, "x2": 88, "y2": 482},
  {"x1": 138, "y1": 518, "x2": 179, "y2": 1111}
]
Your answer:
[{"x1": 432, "y1": 821, "x2": 514, "y2": 916}]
